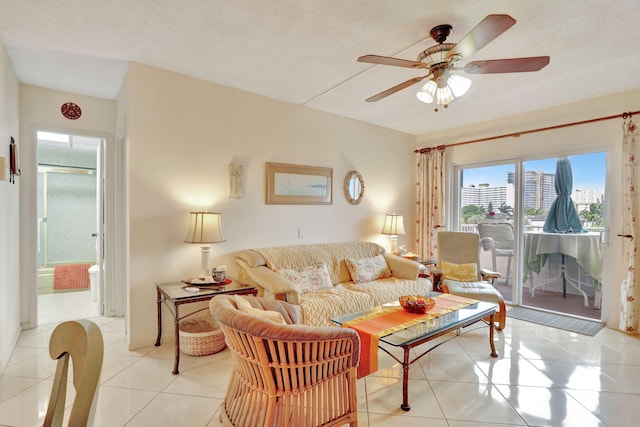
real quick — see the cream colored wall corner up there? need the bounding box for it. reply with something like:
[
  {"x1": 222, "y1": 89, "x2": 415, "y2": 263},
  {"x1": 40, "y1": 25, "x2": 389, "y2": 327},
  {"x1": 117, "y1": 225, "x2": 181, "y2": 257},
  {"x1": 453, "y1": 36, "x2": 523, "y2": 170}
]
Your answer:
[
  {"x1": 0, "y1": 41, "x2": 21, "y2": 373},
  {"x1": 417, "y1": 88, "x2": 640, "y2": 329},
  {"x1": 124, "y1": 63, "x2": 417, "y2": 349}
]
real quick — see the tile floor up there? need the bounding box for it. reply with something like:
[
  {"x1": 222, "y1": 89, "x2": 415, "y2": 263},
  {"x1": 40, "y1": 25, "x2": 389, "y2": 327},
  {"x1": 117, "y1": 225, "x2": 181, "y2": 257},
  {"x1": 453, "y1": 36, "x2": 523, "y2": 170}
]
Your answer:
[
  {"x1": 37, "y1": 290, "x2": 99, "y2": 325},
  {"x1": 1, "y1": 313, "x2": 640, "y2": 426}
]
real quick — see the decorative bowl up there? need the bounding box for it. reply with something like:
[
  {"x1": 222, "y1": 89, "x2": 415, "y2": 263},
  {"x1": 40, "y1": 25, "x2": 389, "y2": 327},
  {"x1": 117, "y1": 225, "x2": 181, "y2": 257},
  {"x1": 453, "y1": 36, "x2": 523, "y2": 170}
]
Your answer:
[{"x1": 399, "y1": 295, "x2": 435, "y2": 314}]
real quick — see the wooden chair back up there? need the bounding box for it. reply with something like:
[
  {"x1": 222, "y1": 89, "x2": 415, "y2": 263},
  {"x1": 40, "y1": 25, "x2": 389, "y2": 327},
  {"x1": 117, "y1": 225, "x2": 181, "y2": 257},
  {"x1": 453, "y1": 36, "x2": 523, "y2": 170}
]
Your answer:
[{"x1": 44, "y1": 319, "x2": 104, "y2": 427}]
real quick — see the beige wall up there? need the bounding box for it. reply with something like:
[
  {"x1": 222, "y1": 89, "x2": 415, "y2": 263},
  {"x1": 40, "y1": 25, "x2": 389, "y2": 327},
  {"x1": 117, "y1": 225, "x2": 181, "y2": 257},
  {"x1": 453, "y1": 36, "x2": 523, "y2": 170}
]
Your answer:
[
  {"x1": 123, "y1": 64, "x2": 417, "y2": 348},
  {"x1": 0, "y1": 42, "x2": 21, "y2": 372},
  {"x1": 11, "y1": 58, "x2": 637, "y2": 352},
  {"x1": 417, "y1": 88, "x2": 640, "y2": 328}
]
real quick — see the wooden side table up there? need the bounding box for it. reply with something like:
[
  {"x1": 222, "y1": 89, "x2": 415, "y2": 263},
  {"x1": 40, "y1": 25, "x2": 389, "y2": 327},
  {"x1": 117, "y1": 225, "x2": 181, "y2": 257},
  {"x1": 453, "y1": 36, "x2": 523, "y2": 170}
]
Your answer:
[
  {"x1": 413, "y1": 259, "x2": 442, "y2": 292},
  {"x1": 155, "y1": 280, "x2": 257, "y2": 374}
]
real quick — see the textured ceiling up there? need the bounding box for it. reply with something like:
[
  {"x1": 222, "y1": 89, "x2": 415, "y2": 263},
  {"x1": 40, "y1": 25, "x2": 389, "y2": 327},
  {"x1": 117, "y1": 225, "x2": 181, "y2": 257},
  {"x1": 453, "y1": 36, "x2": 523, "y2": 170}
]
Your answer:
[{"x1": 1, "y1": 0, "x2": 639, "y2": 136}]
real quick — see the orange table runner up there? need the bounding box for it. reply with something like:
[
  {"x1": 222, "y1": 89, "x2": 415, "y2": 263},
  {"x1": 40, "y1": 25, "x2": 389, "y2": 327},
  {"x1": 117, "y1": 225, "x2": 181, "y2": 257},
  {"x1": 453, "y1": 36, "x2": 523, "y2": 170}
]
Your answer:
[{"x1": 343, "y1": 294, "x2": 478, "y2": 378}]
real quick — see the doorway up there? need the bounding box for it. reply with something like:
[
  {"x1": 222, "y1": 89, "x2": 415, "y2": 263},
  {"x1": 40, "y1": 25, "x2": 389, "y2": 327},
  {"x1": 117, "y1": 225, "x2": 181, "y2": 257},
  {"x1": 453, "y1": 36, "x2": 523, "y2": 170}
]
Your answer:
[
  {"x1": 36, "y1": 131, "x2": 103, "y2": 324},
  {"x1": 455, "y1": 152, "x2": 606, "y2": 320}
]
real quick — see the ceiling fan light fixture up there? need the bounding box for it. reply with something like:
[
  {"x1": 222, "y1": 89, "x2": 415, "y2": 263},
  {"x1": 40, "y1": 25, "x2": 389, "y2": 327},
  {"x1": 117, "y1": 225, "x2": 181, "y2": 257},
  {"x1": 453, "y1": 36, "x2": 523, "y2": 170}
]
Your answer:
[
  {"x1": 416, "y1": 80, "x2": 436, "y2": 103},
  {"x1": 416, "y1": 73, "x2": 470, "y2": 107},
  {"x1": 435, "y1": 85, "x2": 454, "y2": 105},
  {"x1": 447, "y1": 73, "x2": 472, "y2": 97}
]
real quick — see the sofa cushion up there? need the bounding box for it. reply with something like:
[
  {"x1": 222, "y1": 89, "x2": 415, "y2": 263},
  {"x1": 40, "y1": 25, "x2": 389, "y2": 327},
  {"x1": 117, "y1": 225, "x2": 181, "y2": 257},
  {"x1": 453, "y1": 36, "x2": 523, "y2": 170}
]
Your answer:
[
  {"x1": 441, "y1": 261, "x2": 478, "y2": 282},
  {"x1": 444, "y1": 280, "x2": 503, "y2": 304},
  {"x1": 298, "y1": 286, "x2": 375, "y2": 327},
  {"x1": 344, "y1": 277, "x2": 431, "y2": 306},
  {"x1": 345, "y1": 255, "x2": 392, "y2": 283},
  {"x1": 252, "y1": 242, "x2": 384, "y2": 284},
  {"x1": 236, "y1": 249, "x2": 267, "y2": 268},
  {"x1": 277, "y1": 263, "x2": 333, "y2": 295},
  {"x1": 383, "y1": 253, "x2": 423, "y2": 280},
  {"x1": 232, "y1": 295, "x2": 286, "y2": 324}
]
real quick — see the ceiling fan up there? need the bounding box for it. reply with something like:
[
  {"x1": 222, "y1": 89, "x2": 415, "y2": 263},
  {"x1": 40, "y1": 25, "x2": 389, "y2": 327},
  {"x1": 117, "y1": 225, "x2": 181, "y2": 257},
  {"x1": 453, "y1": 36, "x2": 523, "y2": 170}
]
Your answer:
[{"x1": 358, "y1": 14, "x2": 550, "y2": 111}]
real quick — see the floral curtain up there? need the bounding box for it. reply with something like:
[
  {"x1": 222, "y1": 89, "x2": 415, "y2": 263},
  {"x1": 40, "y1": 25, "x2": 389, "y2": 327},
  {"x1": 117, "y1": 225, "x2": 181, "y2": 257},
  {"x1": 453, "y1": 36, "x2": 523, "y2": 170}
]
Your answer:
[
  {"x1": 415, "y1": 146, "x2": 446, "y2": 260},
  {"x1": 620, "y1": 118, "x2": 639, "y2": 334}
]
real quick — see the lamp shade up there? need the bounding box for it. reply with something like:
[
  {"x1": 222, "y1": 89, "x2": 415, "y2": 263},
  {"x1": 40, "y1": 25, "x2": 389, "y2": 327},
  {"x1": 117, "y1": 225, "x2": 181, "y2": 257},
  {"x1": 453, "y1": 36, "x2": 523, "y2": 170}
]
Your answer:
[
  {"x1": 416, "y1": 73, "x2": 471, "y2": 107},
  {"x1": 447, "y1": 73, "x2": 472, "y2": 97},
  {"x1": 380, "y1": 213, "x2": 405, "y2": 236},
  {"x1": 184, "y1": 211, "x2": 225, "y2": 244}
]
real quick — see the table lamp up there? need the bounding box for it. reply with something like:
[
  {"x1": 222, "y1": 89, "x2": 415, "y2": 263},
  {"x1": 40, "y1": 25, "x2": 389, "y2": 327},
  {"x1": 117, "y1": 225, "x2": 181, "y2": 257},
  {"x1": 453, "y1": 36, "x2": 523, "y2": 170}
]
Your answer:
[
  {"x1": 381, "y1": 213, "x2": 405, "y2": 255},
  {"x1": 184, "y1": 211, "x2": 225, "y2": 284}
]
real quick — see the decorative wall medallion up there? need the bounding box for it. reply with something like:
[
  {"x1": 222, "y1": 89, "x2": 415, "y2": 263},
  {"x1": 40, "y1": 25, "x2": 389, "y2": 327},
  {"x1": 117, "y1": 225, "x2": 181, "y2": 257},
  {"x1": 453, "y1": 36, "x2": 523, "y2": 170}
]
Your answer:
[{"x1": 61, "y1": 102, "x2": 82, "y2": 120}]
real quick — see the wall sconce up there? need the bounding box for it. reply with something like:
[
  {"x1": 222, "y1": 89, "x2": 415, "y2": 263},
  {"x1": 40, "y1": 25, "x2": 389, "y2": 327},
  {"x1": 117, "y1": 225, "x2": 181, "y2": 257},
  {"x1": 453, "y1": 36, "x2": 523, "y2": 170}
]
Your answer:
[
  {"x1": 380, "y1": 213, "x2": 405, "y2": 255},
  {"x1": 184, "y1": 211, "x2": 225, "y2": 283},
  {"x1": 229, "y1": 164, "x2": 243, "y2": 198}
]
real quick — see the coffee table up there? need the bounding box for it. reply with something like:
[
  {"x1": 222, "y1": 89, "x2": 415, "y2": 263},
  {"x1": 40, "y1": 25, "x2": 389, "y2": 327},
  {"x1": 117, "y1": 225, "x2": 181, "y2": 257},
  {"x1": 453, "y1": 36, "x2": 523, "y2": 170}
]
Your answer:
[{"x1": 332, "y1": 293, "x2": 498, "y2": 411}]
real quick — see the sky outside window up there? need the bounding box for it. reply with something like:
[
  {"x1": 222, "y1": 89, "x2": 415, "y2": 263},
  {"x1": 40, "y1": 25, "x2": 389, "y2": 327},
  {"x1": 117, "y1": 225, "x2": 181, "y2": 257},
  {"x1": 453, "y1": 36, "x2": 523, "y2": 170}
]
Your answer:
[{"x1": 462, "y1": 152, "x2": 605, "y2": 191}]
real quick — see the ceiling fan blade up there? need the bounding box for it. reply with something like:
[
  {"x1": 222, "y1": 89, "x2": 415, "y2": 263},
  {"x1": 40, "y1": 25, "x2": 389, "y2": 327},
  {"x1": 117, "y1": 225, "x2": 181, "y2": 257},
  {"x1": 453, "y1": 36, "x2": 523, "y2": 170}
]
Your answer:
[
  {"x1": 464, "y1": 56, "x2": 550, "y2": 74},
  {"x1": 365, "y1": 75, "x2": 430, "y2": 102},
  {"x1": 447, "y1": 14, "x2": 516, "y2": 59},
  {"x1": 358, "y1": 54, "x2": 428, "y2": 69}
]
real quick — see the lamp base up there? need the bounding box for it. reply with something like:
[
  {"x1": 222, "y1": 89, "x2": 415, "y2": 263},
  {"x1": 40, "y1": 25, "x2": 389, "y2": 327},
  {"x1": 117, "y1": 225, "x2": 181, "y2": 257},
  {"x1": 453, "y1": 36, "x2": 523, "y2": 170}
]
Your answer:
[
  {"x1": 190, "y1": 245, "x2": 214, "y2": 284},
  {"x1": 390, "y1": 235, "x2": 400, "y2": 256}
]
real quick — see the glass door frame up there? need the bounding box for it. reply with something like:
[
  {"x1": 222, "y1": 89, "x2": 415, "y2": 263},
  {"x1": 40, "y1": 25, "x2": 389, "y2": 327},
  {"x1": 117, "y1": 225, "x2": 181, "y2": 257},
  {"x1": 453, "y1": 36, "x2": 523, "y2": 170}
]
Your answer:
[
  {"x1": 452, "y1": 151, "x2": 607, "y2": 315},
  {"x1": 452, "y1": 158, "x2": 523, "y2": 305}
]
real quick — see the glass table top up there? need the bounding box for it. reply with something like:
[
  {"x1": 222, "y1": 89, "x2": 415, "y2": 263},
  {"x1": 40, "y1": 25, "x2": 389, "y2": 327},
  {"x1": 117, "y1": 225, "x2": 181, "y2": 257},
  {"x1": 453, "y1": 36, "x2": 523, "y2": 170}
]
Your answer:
[
  {"x1": 156, "y1": 281, "x2": 256, "y2": 301},
  {"x1": 332, "y1": 293, "x2": 496, "y2": 347}
]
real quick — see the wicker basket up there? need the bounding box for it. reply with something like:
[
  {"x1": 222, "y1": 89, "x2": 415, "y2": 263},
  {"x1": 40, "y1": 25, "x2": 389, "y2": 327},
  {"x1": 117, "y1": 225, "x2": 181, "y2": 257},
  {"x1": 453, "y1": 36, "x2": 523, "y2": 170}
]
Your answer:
[{"x1": 179, "y1": 317, "x2": 226, "y2": 356}]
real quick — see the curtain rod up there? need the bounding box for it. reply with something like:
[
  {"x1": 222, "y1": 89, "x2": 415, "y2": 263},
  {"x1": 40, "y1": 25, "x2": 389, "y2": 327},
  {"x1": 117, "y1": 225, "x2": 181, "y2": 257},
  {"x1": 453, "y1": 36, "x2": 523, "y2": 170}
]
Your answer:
[{"x1": 415, "y1": 110, "x2": 639, "y2": 154}]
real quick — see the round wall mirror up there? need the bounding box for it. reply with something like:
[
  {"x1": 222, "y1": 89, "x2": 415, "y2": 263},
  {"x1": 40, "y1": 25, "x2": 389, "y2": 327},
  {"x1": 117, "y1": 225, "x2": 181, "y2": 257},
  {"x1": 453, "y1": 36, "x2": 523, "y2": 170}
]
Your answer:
[{"x1": 344, "y1": 171, "x2": 364, "y2": 205}]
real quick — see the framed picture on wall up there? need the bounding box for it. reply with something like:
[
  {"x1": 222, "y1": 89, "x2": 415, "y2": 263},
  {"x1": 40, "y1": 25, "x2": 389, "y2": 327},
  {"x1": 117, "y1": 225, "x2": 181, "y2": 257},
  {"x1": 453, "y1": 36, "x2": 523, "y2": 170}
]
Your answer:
[{"x1": 266, "y1": 162, "x2": 332, "y2": 205}]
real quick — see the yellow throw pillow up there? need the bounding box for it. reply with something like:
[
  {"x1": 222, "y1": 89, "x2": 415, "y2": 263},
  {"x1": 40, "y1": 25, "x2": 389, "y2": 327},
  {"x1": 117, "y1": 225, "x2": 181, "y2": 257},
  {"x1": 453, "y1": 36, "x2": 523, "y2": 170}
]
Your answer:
[{"x1": 441, "y1": 261, "x2": 478, "y2": 282}]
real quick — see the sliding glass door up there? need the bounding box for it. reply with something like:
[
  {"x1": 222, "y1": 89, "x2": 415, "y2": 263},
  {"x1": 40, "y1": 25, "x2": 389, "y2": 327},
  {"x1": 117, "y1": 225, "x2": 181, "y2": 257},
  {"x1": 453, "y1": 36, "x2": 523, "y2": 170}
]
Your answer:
[
  {"x1": 455, "y1": 152, "x2": 606, "y2": 320},
  {"x1": 455, "y1": 163, "x2": 517, "y2": 303}
]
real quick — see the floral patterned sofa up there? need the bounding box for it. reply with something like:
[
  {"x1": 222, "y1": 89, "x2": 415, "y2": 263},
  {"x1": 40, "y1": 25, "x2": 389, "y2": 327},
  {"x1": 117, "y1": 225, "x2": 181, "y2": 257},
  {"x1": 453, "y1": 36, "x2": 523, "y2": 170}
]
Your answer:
[{"x1": 235, "y1": 241, "x2": 432, "y2": 326}]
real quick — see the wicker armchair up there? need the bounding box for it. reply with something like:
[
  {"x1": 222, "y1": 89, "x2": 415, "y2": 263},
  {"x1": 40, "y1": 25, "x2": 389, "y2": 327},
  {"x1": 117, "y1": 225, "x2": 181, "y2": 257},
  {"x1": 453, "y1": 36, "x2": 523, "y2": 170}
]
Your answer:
[{"x1": 209, "y1": 295, "x2": 360, "y2": 427}]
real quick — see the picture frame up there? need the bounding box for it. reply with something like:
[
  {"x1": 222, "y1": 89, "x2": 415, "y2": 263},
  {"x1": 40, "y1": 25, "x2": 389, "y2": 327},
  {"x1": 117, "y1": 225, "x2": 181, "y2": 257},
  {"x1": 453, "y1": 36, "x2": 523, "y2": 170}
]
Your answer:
[{"x1": 266, "y1": 162, "x2": 332, "y2": 205}]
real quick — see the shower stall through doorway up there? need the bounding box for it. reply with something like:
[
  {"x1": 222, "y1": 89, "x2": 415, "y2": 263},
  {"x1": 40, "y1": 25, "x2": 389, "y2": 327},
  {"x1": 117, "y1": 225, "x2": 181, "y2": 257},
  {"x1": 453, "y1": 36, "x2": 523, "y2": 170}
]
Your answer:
[{"x1": 36, "y1": 132, "x2": 100, "y2": 300}]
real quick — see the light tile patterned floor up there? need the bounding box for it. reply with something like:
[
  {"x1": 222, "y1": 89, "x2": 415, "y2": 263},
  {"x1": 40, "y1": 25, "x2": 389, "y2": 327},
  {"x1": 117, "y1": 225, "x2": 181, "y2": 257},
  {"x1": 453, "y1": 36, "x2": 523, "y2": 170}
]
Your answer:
[
  {"x1": 38, "y1": 290, "x2": 99, "y2": 325},
  {"x1": 1, "y1": 313, "x2": 640, "y2": 426}
]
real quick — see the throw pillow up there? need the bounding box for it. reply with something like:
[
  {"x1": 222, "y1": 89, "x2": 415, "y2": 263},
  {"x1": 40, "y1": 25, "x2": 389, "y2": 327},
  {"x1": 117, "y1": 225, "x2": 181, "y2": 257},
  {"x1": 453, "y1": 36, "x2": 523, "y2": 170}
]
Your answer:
[
  {"x1": 344, "y1": 255, "x2": 392, "y2": 283},
  {"x1": 441, "y1": 261, "x2": 478, "y2": 282},
  {"x1": 232, "y1": 295, "x2": 286, "y2": 324},
  {"x1": 277, "y1": 263, "x2": 333, "y2": 294}
]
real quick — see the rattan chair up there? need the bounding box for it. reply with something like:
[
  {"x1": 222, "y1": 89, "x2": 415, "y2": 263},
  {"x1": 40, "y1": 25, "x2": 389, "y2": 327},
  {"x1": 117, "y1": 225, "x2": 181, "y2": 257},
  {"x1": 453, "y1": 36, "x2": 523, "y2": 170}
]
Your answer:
[
  {"x1": 437, "y1": 231, "x2": 507, "y2": 330},
  {"x1": 44, "y1": 319, "x2": 104, "y2": 427},
  {"x1": 210, "y1": 295, "x2": 360, "y2": 427}
]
